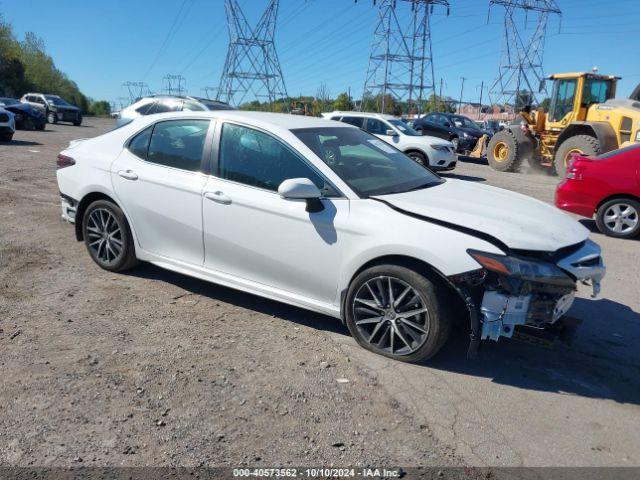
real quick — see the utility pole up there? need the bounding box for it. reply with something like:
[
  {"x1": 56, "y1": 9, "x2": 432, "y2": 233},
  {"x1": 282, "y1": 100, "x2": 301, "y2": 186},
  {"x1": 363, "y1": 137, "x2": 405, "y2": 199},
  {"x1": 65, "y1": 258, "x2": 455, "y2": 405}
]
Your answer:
[
  {"x1": 458, "y1": 76, "x2": 466, "y2": 114},
  {"x1": 488, "y1": 0, "x2": 561, "y2": 110},
  {"x1": 217, "y1": 0, "x2": 288, "y2": 109},
  {"x1": 359, "y1": 0, "x2": 450, "y2": 114},
  {"x1": 478, "y1": 80, "x2": 484, "y2": 119}
]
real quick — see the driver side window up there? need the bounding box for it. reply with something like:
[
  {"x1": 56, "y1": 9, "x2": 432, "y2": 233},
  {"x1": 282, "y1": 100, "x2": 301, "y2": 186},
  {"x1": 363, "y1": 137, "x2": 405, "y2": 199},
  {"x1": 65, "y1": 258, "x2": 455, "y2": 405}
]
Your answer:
[{"x1": 218, "y1": 123, "x2": 333, "y2": 194}]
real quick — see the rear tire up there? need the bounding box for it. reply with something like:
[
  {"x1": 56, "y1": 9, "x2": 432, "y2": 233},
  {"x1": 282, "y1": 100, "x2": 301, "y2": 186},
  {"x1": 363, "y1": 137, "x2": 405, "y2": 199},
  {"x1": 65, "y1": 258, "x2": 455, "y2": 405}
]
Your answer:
[
  {"x1": 595, "y1": 198, "x2": 640, "y2": 239},
  {"x1": 554, "y1": 135, "x2": 599, "y2": 178},
  {"x1": 487, "y1": 129, "x2": 524, "y2": 172},
  {"x1": 344, "y1": 265, "x2": 452, "y2": 363},
  {"x1": 0, "y1": 133, "x2": 13, "y2": 142},
  {"x1": 82, "y1": 200, "x2": 139, "y2": 272}
]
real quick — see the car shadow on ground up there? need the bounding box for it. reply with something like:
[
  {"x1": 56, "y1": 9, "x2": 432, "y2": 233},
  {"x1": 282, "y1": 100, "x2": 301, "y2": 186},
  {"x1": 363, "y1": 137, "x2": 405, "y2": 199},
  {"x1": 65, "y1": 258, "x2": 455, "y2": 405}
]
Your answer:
[
  {"x1": 426, "y1": 296, "x2": 640, "y2": 405},
  {"x1": 457, "y1": 154, "x2": 488, "y2": 166},
  {"x1": 6, "y1": 139, "x2": 42, "y2": 146},
  {"x1": 440, "y1": 172, "x2": 486, "y2": 182},
  {"x1": 127, "y1": 263, "x2": 348, "y2": 336},
  {"x1": 128, "y1": 264, "x2": 640, "y2": 404}
]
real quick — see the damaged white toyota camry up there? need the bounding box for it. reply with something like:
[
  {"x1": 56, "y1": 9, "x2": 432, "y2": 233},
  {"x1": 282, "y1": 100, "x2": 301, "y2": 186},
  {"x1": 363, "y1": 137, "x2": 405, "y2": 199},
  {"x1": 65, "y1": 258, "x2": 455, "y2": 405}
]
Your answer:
[{"x1": 56, "y1": 111, "x2": 605, "y2": 362}]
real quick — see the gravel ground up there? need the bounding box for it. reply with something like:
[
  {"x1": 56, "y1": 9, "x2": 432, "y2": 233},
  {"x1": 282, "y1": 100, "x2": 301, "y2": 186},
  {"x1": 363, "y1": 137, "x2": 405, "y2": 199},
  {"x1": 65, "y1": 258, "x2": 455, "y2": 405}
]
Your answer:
[{"x1": 1, "y1": 117, "x2": 639, "y2": 470}]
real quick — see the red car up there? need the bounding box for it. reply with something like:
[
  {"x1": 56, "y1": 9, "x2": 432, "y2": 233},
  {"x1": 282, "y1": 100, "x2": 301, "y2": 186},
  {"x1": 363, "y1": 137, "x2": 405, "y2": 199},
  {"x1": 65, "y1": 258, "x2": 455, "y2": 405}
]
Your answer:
[{"x1": 555, "y1": 143, "x2": 640, "y2": 239}]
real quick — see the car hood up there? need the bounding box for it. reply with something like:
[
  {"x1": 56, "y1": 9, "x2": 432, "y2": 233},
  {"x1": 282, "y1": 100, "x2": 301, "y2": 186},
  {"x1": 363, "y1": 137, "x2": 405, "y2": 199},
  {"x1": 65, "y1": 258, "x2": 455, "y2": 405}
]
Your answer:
[
  {"x1": 375, "y1": 179, "x2": 588, "y2": 252},
  {"x1": 6, "y1": 103, "x2": 42, "y2": 116},
  {"x1": 457, "y1": 126, "x2": 483, "y2": 137}
]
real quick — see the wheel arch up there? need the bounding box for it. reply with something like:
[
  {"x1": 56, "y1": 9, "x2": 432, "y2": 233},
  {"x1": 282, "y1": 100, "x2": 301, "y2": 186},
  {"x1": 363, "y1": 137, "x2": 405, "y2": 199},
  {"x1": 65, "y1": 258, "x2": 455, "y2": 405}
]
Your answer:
[
  {"x1": 339, "y1": 254, "x2": 468, "y2": 324},
  {"x1": 596, "y1": 193, "x2": 640, "y2": 212},
  {"x1": 74, "y1": 191, "x2": 137, "y2": 248},
  {"x1": 556, "y1": 122, "x2": 618, "y2": 154},
  {"x1": 403, "y1": 147, "x2": 428, "y2": 158}
]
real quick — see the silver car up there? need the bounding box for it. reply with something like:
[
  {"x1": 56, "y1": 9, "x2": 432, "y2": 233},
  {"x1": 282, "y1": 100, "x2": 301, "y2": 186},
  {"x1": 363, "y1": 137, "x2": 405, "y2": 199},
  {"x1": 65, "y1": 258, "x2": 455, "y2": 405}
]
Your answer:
[
  {"x1": 0, "y1": 107, "x2": 15, "y2": 142},
  {"x1": 116, "y1": 95, "x2": 234, "y2": 127}
]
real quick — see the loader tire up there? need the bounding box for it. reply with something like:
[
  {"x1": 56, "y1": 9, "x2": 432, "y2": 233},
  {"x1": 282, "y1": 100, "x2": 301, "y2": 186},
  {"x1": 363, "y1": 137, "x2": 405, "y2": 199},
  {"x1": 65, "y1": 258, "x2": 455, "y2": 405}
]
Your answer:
[
  {"x1": 554, "y1": 135, "x2": 600, "y2": 178},
  {"x1": 487, "y1": 130, "x2": 524, "y2": 172}
]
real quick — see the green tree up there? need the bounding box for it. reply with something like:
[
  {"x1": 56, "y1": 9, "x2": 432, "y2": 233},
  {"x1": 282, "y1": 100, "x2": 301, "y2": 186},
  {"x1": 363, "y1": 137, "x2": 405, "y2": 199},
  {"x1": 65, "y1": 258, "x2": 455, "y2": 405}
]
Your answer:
[
  {"x1": 89, "y1": 100, "x2": 111, "y2": 116},
  {"x1": 332, "y1": 92, "x2": 353, "y2": 111}
]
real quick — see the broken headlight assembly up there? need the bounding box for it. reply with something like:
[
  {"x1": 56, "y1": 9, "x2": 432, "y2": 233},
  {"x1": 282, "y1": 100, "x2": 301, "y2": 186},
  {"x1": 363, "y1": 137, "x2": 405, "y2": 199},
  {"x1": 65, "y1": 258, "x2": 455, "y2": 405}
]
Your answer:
[{"x1": 466, "y1": 249, "x2": 574, "y2": 286}]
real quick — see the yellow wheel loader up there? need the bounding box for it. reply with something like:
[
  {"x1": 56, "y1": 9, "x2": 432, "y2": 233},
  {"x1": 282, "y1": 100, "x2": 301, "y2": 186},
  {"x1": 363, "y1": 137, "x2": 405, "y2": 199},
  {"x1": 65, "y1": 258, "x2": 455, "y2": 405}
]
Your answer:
[{"x1": 487, "y1": 72, "x2": 640, "y2": 176}]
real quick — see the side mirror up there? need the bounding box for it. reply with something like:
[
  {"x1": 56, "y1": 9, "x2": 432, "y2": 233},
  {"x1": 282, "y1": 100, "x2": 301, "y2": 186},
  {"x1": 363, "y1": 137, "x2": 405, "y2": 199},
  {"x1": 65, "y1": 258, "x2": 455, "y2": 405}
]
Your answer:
[
  {"x1": 278, "y1": 178, "x2": 324, "y2": 213},
  {"x1": 443, "y1": 122, "x2": 451, "y2": 128},
  {"x1": 386, "y1": 129, "x2": 398, "y2": 136}
]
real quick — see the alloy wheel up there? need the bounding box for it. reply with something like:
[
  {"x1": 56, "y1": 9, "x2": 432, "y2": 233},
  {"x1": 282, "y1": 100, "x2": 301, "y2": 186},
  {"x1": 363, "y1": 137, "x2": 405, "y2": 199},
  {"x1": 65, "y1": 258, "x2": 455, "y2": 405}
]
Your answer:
[
  {"x1": 352, "y1": 276, "x2": 430, "y2": 356},
  {"x1": 86, "y1": 208, "x2": 124, "y2": 265},
  {"x1": 603, "y1": 203, "x2": 639, "y2": 234}
]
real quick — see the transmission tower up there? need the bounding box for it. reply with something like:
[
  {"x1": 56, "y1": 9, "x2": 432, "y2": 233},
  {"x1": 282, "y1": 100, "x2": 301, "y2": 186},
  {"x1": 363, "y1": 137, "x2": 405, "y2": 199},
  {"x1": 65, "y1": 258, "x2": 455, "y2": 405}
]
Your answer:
[
  {"x1": 122, "y1": 81, "x2": 150, "y2": 103},
  {"x1": 116, "y1": 96, "x2": 131, "y2": 110},
  {"x1": 217, "y1": 0, "x2": 288, "y2": 107},
  {"x1": 201, "y1": 86, "x2": 219, "y2": 100},
  {"x1": 162, "y1": 74, "x2": 187, "y2": 96},
  {"x1": 360, "y1": 0, "x2": 449, "y2": 114},
  {"x1": 488, "y1": 0, "x2": 561, "y2": 110}
]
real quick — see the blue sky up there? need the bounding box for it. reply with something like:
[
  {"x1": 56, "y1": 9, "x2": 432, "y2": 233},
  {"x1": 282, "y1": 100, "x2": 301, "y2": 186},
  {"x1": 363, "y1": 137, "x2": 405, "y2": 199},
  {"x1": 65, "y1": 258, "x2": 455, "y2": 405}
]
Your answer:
[{"x1": 2, "y1": 0, "x2": 639, "y2": 105}]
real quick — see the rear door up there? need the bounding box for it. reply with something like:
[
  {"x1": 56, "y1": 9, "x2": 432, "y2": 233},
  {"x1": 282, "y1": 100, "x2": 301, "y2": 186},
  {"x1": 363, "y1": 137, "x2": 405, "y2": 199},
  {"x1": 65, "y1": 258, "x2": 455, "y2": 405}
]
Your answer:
[{"x1": 111, "y1": 118, "x2": 213, "y2": 265}]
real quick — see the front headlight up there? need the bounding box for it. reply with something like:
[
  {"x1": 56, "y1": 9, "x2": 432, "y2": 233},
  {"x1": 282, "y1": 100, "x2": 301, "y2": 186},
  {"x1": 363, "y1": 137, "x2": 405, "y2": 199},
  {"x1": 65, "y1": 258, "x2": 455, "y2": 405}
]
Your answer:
[
  {"x1": 467, "y1": 249, "x2": 574, "y2": 286},
  {"x1": 462, "y1": 132, "x2": 469, "y2": 138},
  {"x1": 431, "y1": 144, "x2": 451, "y2": 152}
]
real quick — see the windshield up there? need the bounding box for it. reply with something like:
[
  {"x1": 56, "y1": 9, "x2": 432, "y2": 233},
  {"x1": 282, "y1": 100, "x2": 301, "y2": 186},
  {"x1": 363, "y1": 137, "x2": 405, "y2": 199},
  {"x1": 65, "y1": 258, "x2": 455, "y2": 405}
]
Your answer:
[
  {"x1": 0, "y1": 97, "x2": 19, "y2": 106},
  {"x1": 45, "y1": 96, "x2": 71, "y2": 106},
  {"x1": 291, "y1": 127, "x2": 443, "y2": 197},
  {"x1": 451, "y1": 115, "x2": 480, "y2": 130},
  {"x1": 388, "y1": 119, "x2": 421, "y2": 136}
]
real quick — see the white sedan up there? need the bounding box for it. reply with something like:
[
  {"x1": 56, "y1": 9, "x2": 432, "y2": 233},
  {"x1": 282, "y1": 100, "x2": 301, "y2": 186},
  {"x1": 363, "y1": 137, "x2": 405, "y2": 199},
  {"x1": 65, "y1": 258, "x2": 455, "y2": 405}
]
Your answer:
[{"x1": 56, "y1": 111, "x2": 605, "y2": 362}]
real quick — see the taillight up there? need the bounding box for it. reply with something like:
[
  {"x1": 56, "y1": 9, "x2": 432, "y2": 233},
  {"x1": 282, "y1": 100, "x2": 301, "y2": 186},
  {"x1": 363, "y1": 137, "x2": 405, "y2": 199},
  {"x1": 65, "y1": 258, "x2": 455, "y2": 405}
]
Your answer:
[
  {"x1": 56, "y1": 154, "x2": 75, "y2": 169},
  {"x1": 565, "y1": 156, "x2": 591, "y2": 180}
]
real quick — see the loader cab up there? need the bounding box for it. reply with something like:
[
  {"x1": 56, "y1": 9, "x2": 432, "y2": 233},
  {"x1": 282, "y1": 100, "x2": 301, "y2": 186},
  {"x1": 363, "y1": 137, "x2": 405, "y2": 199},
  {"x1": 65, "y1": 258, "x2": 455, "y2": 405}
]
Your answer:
[{"x1": 546, "y1": 73, "x2": 616, "y2": 126}]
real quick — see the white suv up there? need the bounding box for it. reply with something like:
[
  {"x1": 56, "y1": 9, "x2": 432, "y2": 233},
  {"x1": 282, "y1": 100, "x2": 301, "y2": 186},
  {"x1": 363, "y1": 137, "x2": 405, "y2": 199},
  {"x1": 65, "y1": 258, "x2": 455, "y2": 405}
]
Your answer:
[
  {"x1": 322, "y1": 111, "x2": 457, "y2": 171},
  {"x1": 0, "y1": 107, "x2": 15, "y2": 142}
]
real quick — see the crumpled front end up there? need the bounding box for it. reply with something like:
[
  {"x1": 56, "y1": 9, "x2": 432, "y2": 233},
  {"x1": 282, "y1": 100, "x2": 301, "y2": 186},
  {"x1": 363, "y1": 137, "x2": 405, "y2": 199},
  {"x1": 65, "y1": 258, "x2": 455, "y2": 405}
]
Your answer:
[{"x1": 451, "y1": 239, "x2": 605, "y2": 348}]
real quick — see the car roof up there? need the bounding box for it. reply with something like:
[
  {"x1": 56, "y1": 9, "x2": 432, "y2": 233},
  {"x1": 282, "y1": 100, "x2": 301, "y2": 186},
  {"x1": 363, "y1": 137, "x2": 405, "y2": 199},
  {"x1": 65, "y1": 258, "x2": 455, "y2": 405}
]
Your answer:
[
  {"x1": 325, "y1": 111, "x2": 396, "y2": 120},
  {"x1": 140, "y1": 110, "x2": 354, "y2": 130}
]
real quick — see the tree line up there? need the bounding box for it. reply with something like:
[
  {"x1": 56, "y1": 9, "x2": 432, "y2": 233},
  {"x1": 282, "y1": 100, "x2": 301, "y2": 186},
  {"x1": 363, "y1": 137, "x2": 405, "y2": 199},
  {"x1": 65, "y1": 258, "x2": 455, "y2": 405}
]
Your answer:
[{"x1": 0, "y1": 15, "x2": 109, "y2": 115}]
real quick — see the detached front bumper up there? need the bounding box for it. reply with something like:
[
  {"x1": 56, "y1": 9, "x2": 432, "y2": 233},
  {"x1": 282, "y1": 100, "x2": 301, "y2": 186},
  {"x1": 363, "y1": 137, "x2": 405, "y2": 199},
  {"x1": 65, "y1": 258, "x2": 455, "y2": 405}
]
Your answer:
[{"x1": 479, "y1": 239, "x2": 605, "y2": 342}]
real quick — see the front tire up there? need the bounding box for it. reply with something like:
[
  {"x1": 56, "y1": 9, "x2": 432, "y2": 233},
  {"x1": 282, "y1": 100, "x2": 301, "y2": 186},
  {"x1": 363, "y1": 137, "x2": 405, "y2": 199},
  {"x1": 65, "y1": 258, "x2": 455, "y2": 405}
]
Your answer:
[
  {"x1": 344, "y1": 265, "x2": 452, "y2": 363},
  {"x1": 407, "y1": 150, "x2": 428, "y2": 166},
  {"x1": 73, "y1": 115, "x2": 83, "y2": 126},
  {"x1": 487, "y1": 130, "x2": 524, "y2": 172},
  {"x1": 554, "y1": 135, "x2": 599, "y2": 178},
  {"x1": 0, "y1": 133, "x2": 13, "y2": 142},
  {"x1": 47, "y1": 111, "x2": 58, "y2": 124},
  {"x1": 82, "y1": 200, "x2": 138, "y2": 272},
  {"x1": 595, "y1": 198, "x2": 640, "y2": 239}
]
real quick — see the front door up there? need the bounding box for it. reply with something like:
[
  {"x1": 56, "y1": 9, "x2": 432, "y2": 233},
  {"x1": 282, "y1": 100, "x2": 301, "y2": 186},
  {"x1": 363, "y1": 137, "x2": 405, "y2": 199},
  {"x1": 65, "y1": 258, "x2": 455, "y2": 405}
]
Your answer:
[
  {"x1": 202, "y1": 122, "x2": 349, "y2": 305},
  {"x1": 111, "y1": 118, "x2": 212, "y2": 265}
]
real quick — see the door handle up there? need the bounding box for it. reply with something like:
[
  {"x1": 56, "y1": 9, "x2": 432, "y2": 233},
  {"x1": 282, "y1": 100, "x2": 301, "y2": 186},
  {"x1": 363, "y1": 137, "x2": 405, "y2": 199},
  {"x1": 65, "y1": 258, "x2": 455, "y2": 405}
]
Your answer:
[
  {"x1": 204, "y1": 191, "x2": 232, "y2": 205},
  {"x1": 118, "y1": 170, "x2": 138, "y2": 181}
]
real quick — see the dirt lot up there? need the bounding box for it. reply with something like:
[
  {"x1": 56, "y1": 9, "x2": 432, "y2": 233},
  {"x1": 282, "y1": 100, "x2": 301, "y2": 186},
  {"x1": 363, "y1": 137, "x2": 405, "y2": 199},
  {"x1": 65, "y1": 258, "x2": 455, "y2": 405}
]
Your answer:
[{"x1": 1, "y1": 117, "x2": 639, "y2": 469}]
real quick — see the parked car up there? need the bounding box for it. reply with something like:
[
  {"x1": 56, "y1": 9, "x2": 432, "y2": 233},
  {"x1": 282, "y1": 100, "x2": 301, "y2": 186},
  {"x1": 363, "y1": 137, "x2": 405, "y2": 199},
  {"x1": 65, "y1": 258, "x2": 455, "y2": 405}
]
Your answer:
[
  {"x1": 0, "y1": 107, "x2": 15, "y2": 141},
  {"x1": 475, "y1": 119, "x2": 502, "y2": 135},
  {"x1": 556, "y1": 144, "x2": 640, "y2": 239},
  {"x1": 322, "y1": 111, "x2": 457, "y2": 171},
  {"x1": 413, "y1": 113, "x2": 489, "y2": 153},
  {"x1": 56, "y1": 111, "x2": 605, "y2": 362},
  {"x1": 0, "y1": 97, "x2": 46, "y2": 130},
  {"x1": 116, "y1": 95, "x2": 234, "y2": 127},
  {"x1": 20, "y1": 93, "x2": 82, "y2": 126}
]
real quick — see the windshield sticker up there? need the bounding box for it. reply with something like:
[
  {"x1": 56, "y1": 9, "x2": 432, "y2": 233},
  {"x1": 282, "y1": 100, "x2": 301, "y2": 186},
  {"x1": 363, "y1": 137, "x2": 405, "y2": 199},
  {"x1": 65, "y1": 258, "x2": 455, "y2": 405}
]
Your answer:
[{"x1": 368, "y1": 139, "x2": 396, "y2": 154}]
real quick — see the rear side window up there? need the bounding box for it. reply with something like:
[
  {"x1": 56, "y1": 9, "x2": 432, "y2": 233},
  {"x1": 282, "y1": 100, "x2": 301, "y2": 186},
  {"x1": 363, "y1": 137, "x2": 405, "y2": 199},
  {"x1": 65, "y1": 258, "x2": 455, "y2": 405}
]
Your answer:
[
  {"x1": 340, "y1": 116, "x2": 364, "y2": 128},
  {"x1": 135, "y1": 102, "x2": 156, "y2": 115},
  {"x1": 147, "y1": 119, "x2": 210, "y2": 171},
  {"x1": 128, "y1": 125, "x2": 153, "y2": 159}
]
